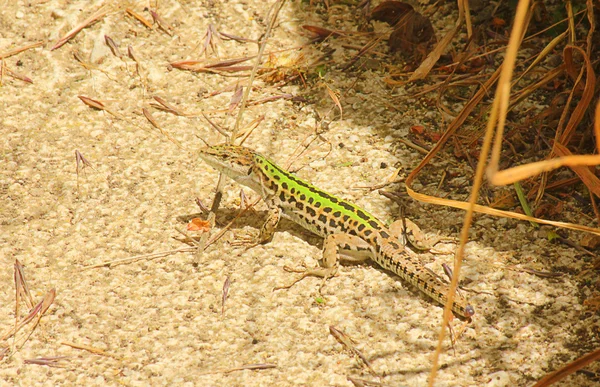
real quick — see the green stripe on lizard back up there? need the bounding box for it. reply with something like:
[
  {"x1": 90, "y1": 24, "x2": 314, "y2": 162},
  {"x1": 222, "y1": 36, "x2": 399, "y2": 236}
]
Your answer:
[{"x1": 252, "y1": 149, "x2": 389, "y2": 240}]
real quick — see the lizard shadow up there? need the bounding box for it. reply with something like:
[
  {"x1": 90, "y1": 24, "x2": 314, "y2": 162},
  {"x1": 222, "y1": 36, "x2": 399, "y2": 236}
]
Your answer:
[
  {"x1": 179, "y1": 207, "x2": 449, "y2": 294},
  {"x1": 177, "y1": 206, "x2": 385, "y2": 271},
  {"x1": 176, "y1": 207, "x2": 325, "y2": 249}
]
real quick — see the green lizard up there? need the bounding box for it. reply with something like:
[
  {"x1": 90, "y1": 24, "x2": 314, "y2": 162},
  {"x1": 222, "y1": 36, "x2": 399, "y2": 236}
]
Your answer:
[{"x1": 199, "y1": 144, "x2": 474, "y2": 318}]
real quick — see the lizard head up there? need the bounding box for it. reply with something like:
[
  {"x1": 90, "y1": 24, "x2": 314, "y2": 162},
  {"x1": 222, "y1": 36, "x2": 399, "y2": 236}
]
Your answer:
[{"x1": 199, "y1": 144, "x2": 262, "y2": 190}]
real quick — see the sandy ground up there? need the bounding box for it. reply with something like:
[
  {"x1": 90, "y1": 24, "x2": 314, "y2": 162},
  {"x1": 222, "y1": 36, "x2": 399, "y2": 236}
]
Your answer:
[{"x1": 1, "y1": 1, "x2": 599, "y2": 386}]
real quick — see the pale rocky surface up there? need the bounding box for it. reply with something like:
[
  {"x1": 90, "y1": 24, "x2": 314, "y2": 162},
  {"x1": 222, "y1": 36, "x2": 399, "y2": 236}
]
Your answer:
[{"x1": 1, "y1": 1, "x2": 598, "y2": 386}]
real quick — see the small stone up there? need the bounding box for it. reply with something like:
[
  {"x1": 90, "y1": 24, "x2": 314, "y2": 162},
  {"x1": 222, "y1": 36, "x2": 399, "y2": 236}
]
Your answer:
[{"x1": 90, "y1": 129, "x2": 104, "y2": 138}]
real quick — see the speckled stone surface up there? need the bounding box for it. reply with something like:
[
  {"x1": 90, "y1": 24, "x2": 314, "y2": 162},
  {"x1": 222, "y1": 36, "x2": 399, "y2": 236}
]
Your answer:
[{"x1": 1, "y1": 1, "x2": 597, "y2": 386}]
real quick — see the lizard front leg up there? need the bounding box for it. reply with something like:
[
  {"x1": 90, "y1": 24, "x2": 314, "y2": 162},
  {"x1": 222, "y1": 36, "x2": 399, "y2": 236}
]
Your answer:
[
  {"x1": 232, "y1": 201, "x2": 281, "y2": 247},
  {"x1": 257, "y1": 206, "x2": 281, "y2": 244}
]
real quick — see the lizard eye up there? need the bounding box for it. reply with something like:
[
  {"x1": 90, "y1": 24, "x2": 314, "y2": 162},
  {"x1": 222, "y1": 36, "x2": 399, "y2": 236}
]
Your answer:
[{"x1": 247, "y1": 167, "x2": 253, "y2": 175}]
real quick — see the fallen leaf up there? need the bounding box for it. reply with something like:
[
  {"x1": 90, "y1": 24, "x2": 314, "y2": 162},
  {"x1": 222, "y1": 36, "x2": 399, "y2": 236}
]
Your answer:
[
  {"x1": 410, "y1": 125, "x2": 425, "y2": 135},
  {"x1": 187, "y1": 218, "x2": 211, "y2": 232},
  {"x1": 370, "y1": 1, "x2": 435, "y2": 60},
  {"x1": 370, "y1": 1, "x2": 414, "y2": 26}
]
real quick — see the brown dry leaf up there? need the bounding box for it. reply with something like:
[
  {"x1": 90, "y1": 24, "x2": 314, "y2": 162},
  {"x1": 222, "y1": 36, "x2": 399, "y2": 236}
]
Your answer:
[
  {"x1": 580, "y1": 234, "x2": 600, "y2": 249},
  {"x1": 388, "y1": 10, "x2": 435, "y2": 57},
  {"x1": 187, "y1": 218, "x2": 211, "y2": 232},
  {"x1": 489, "y1": 189, "x2": 517, "y2": 210},
  {"x1": 302, "y1": 25, "x2": 341, "y2": 42},
  {"x1": 370, "y1": 1, "x2": 413, "y2": 26},
  {"x1": 370, "y1": 1, "x2": 434, "y2": 59},
  {"x1": 410, "y1": 125, "x2": 425, "y2": 135}
]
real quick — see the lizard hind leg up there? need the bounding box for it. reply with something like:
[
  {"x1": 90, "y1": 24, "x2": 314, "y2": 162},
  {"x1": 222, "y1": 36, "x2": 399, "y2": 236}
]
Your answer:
[{"x1": 274, "y1": 233, "x2": 372, "y2": 293}]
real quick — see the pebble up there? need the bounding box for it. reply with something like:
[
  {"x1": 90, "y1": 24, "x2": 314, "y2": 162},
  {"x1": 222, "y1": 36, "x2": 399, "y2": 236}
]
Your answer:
[{"x1": 90, "y1": 129, "x2": 104, "y2": 138}]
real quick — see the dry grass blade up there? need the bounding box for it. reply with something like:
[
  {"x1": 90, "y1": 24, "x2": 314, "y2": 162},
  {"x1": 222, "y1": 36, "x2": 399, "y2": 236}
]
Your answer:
[
  {"x1": 347, "y1": 376, "x2": 387, "y2": 386},
  {"x1": 14, "y1": 259, "x2": 34, "y2": 309},
  {"x1": 40, "y1": 289, "x2": 56, "y2": 315},
  {"x1": 234, "y1": 115, "x2": 264, "y2": 145},
  {"x1": 61, "y1": 341, "x2": 111, "y2": 356},
  {"x1": 0, "y1": 41, "x2": 43, "y2": 59},
  {"x1": 3, "y1": 299, "x2": 42, "y2": 341},
  {"x1": 170, "y1": 56, "x2": 255, "y2": 72},
  {"x1": 247, "y1": 93, "x2": 298, "y2": 106},
  {"x1": 324, "y1": 84, "x2": 342, "y2": 119},
  {"x1": 532, "y1": 346, "x2": 600, "y2": 386},
  {"x1": 552, "y1": 142, "x2": 600, "y2": 197},
  {"x1": 3, "y1": 270, "x2": 56, "y2": 356},
  {"x1": 81, "y1": 247, "x2": 196, "y2": 269},
  {"x1": 427, "y1": 0, "x2": 532, "y2": 385},
  {"x1": 461, "y1": 0, "x2": 472, "y2": 38},
  {"x1": 506, "y1": 265, "x2": 564, "y2": 279},
  {"x1": 329, "y1": 325, "x2": 374, "y2": 372},
  {"x1": 489, "y1": 100, "x2": 600, "y2": 187},
  {"x1": 24, "y1": 356, "x2": 70, "y2": 367},
  {"x1": 204, "y1": 197, "x2": 261, "y2": 249},
  {"x1": 198, "y1": 363, "x2": 277, "y2": 375},
  {"x1": 125, "y1": 8, "x2": 153, "y2": 29},
  {"x1": 199, "y1": 24, "x2": 221, "y2": 57},
  {"x1": 514, "y1": 31, "x2": 567, "y2": 85},
  {"x1": 232, "y1": 0, "x2": 286, "y2": 137},
  {"x1": 142, "y1": 107, "x2": 160, "y2": 129},
  {"x1": 150, "y1": 10, "x2": 173, "y2": 36},
  {"x1": 409, "y1": 1, "x2": 463, "y2": 81},
  {"x1": 142, "y1": 108, "x2": 186, "y2": 150},
  {"x1": 221, "y1": 276, "x2": 231, "y2": 315},
  {"x1": 151, "y1": 96, "x2": 186, "y2": 116},
  {"x1": 409, "y1": 191, "x2": 600, "y2": 236},
  {"x1": 51, "y1": 6, "x2": 110, "y2": 51},
  {"x1": 558, "y1": 45, "x2": 595, "y2": 145},
  {"x1": 219, "y1": 31, "x2": 258, "y2": 44},
  {"x1": 201, "y1": 112, "x2": 230, "y2": 140},
  {"x1": 585, "y1": 0, "x2": 595, "y2": 57},
  {"x1": 78, "y1": 95, "x2": 127, "y2": 122},
  {"x1": 104, "y1": 35, "x2": 122, "y2": 58},
  {"x1": 75, "y1": 150, "x2": 95, "y2": 191},
  {"x1": 127, "y1": 45, "x2": 139, "y2": 62},
  {"x1": 78, "y1": 95, "x2": 105, "y2": 110},
  {"x1": 228, "y1": 84, "x2": 243, "y2": 114},
  {"x1": 1, "y1": 62, "x2": 33, "y2": 83}
]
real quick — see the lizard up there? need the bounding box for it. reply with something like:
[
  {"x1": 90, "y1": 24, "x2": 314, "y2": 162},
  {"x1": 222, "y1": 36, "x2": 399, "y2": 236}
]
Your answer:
[{"x1": 199, "y1": 144, "x2": 474, "y2": 318}]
